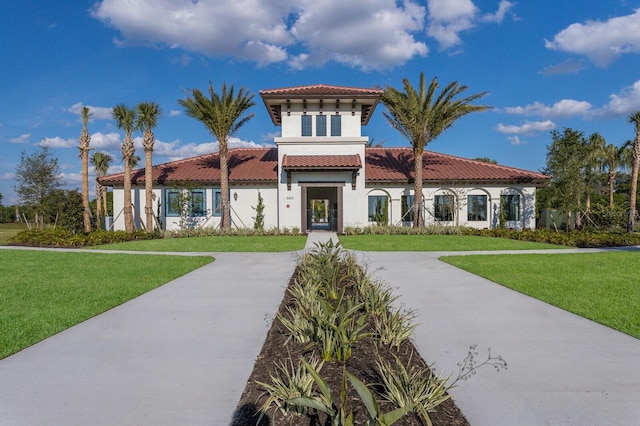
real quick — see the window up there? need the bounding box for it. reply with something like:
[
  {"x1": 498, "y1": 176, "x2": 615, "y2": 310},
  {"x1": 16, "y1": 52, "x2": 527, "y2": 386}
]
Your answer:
[
  {"x1": 316, "y1": 114, "x2": 326, "y2": 136},
  {"x1": 401, "y1": 195, "x2": 414, "y2": 222},
  {"x1": 301, "y1": 115, "x2": 312, "y2": 136},
  {"x1": 467, "y1": 195, "x2": 487, "y2": 221},
  {"x1": 212, "y1": 189, "x2": 222, "y2": 217},
  {"x1": 368, "y1": 195, "x2": 388, "y2": 224},
  {"x1": 165, "y1": 189, "x2": 182, "y2": 217},
  {"x1": 434, "y1": 195, "x2": 454, "y2": 221},
  {"x1": 331, "y1": 114, "x2": 341, "y2": 136},
  {"x1": 189, "y1": 189, "x2": 206, "y2": 217},
  {"x1": 501, "y1": 194, "x2": 520, "y2": 221}
]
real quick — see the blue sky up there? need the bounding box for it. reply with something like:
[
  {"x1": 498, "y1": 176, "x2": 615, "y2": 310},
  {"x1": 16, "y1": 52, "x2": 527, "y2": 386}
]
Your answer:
[{"x1": 2, "y1": 0, "x2": 640, "y2": 204}]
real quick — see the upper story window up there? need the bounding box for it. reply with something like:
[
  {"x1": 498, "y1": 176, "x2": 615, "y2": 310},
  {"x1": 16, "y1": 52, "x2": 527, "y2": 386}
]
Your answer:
[
  {"x1": 301, "y1": 115, "x2": 312, "y2": 137},
  {"x1": 316, "y1": 114, "x2": 327, "y2": 136},
  {"x1": 331, "y1": 115, "x2": 341, "y2": 136}
]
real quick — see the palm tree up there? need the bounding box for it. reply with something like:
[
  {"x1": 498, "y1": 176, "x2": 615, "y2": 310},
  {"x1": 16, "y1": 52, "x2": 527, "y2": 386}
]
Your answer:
[
  {"x1": 599, "y1": 142, "x2": 630, "y2": 208},
  {"x1": 91, "y1": 152, "x2": 113, "y2": 229},
  {"x1": 178, "y1": 82, "x2": 255, "y2": 229},
  {"x1": 112, "y1": 104, "x2": 137, "y2": 233},
  {"x1": 382, "y1": 72, "x2": 490, "y2": 227},
  {"x1": 628, "y1": 112, "x2": 640, "y2": 232},
  {"x1": 78, "y1": 106, "x2": 92, "y2": 232},
  {"x1": 136, "y1": 102, "x2": 161, "y2": 233}
]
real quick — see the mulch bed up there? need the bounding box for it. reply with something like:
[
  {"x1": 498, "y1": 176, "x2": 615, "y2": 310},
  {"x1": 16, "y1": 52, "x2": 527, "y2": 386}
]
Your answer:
[{"x1": 231, "y1": 268, "x2": 470, "y2": 425}]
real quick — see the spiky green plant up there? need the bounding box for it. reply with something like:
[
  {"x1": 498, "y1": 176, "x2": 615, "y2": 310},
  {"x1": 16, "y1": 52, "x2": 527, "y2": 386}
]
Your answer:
[
  {"x1": 376, "y1": 354, "x2": 451, "y2": 426},
  {"x1": 257, "y1": 357, "x2": 323, "y2": 419}
]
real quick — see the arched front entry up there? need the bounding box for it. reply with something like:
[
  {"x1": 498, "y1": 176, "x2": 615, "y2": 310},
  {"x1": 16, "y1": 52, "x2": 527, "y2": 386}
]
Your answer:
[{"x1": 300, "y1": 182, "x2": 344, "y2": 234}]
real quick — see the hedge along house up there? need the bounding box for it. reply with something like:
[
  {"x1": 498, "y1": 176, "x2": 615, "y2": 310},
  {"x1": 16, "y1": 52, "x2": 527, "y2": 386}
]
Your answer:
[{"x1": 99, "y1": 84, "x2": 548, "y2": 233}]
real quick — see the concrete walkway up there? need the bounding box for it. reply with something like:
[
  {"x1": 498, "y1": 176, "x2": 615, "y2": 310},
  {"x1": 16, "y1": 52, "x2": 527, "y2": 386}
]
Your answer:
[
  {"x1": 0, "y1": 236, "x2": 638, "y2": 426},
  {"x1": 360, "y1": 250, "x2": 640, "y2": 426}
]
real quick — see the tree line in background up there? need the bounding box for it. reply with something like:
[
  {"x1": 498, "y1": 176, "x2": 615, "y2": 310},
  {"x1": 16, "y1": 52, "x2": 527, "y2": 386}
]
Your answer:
[
  {"x1": 3, "y1": 73, "x2": 639, "y2": 234},
  {"x1": 539, "y1": 112, "x2": 640, "y2": 232}
]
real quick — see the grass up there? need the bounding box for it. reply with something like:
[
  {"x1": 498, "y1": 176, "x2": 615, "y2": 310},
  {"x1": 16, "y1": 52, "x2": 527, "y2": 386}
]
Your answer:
[
  {"x1": 94, "y1": 235, "x2": 307, "y2": 252},
  {"x1": 0, "y1": 223, "x2": 28, "y2": 245},
  {"x1": 442, "y1": 251, "x2": 640, "y2": 339},
  {"x1": 339, "y1": 234, "x2": 562, "y2": 251},
  {"x1": 0, "y1": 250, "x2": 213, "y2": 359}
]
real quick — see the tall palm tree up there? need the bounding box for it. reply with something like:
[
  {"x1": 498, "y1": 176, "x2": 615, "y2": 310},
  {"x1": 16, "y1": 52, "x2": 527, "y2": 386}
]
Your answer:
[
  {"x1": 136, "y1": 102, "x2": 161, "y2": 233},
  {"x1": 599, "y1": 142, "x2": 630, "y2": 208},
  {"x1": 91, "y1": 151, "x2": 113, "y2": 229},
  {"x1": 382, "y1": 72, "x2": 490, "y2": 227},
  {"x1": 112, "y1": 104, "x2": 137, "y2": 233},
  {"x1": 78, "y1": 106, "x2": 92, "y2": 232},
  {"x1": 178, "y1": 82, "x2": 255, "y2": 229},
  {"x1": 628, "y1": 112, "x2": 640, "y2": 232}
]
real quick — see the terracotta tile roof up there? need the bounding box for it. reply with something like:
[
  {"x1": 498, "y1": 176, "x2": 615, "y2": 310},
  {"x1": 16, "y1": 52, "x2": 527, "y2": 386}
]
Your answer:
[
  {"x1": 99, "y1": 147, "x2": 548, "y2": 187},
  {"x1": 365, "y1": 148, "x2": 549, "y2": 185},
  {"x1": 282, "y1": 154, "x2": 362, "y2": 170},
  {"x1": 98, "y1": 148, "x2": 278, "y2": 186},
  {"x1": 259, "y1": 84, "x2": 383, "y2": 97}
]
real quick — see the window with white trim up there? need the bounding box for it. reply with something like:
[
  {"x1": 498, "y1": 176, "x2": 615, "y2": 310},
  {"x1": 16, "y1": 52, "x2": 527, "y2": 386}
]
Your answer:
[
  {"x1": 368, "y1": 195, "x2": 388, "y2": 223},
  {"x1": 467, "y1": 195, "x2": 487, "y2": 221},
  {"x1": 501, "y1": 194, "x2": 520, "y2": 221},
  {"x1": 434, "y1": 195, "x2": 454, "y2": 221},
  {"x1": 301, "y1": 115, "x2": 312, "y2": 136},
  {"x1": 316, "y1": 114, "x2": 326, "y2": 136},
  {"x1": 331, "y1": 115, "x2": 341, "y2": 136},
  {"x1": 401, "y1": 195, "x2": 414, "y2": 222}
]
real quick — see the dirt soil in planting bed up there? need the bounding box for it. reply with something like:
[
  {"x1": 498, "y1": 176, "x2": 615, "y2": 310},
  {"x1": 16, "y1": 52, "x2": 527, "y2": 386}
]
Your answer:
[{"x1": 231, "y1": 269, "x2": 470, "y2": 426}]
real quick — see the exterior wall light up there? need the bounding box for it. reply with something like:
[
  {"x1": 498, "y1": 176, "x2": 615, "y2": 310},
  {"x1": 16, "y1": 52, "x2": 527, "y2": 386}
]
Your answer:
[{"x1": 233, "y1": 192, "x2": 238, "y2": 201}]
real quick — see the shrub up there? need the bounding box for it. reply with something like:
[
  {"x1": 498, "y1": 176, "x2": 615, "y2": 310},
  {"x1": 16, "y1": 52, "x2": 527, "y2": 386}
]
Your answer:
[{"x1": 9, "y1": 228, "x2": 161, "y2": 247}]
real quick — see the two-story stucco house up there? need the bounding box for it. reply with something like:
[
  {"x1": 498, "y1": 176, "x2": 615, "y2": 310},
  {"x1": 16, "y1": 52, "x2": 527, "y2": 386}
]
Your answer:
[{"x1": 99, "y1": 84, "x2": 548, "y2": 233}]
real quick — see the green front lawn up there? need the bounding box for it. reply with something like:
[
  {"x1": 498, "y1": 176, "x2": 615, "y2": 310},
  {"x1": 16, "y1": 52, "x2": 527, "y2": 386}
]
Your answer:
[
  {"x1": 95, "y1": 235, "x2": 307, "y2": 252},
  {"x1": 0, "y1": 250, "x2": 213, "y2": 359},
  {"x1": 339, "y1": 234, "x2": 562, "y2": 251},
  {"x1": 0, "y1": 223, "x2": 28, "y2": 245},
  {"x1": 442, "y1": 251, "x2": 640, "y2": 339}
]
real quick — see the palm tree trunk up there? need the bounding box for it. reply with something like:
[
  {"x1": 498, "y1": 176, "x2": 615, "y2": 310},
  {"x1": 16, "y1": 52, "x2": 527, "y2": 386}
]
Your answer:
[
  {"x1": 123, "y1": 156, "x2": 134, "y2": 233},
  {"x1": 609, "y1": 171, "x2": 615, "y2": 209},
  {"x1": 81, "y1": 149, "x2": 91, "y2": 232},
  {"x1": 95, "y1": 182, "x2": 102, "y2": 230},
  {"x1": 220, "y1": 143, "x2": 231, "y2": 229},
  {"x1": 413, "y1": 150, "x2": 424, "y2": 228},
  {"x1": 144, "y1": 144, "x2": 154, "y2": 232},
  {"x1": 629, "y1": 141, "x2": 640, "y2": 232},
  {"x1": 102, "y1": 186, "x2": 108, "y2": 224}
]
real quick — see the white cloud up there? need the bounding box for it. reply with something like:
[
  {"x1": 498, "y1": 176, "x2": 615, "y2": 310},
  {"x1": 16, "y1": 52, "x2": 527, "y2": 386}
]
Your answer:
[
  {"x1": 10, "y1": 133, "x2": 31, "y2": 144},
  {"x1": 427, "y1": 0, "x2": 477, "y2": 49},
  {"x1": 426, "y1": 0, "x2": 515, "y2": 49},
  {"x1": 90, "y1": 132, "x2": 122, "y2": 149},
  {"x1": 0, "y1": 172, "x2": 15, "y2": 180},
  {"x1": 597, "y1": 79, "x2": 640, "y2": 116},
  {"x1": 68, "y1": 102, "x2": 113, "y2": 121},
  {"x1": 507, "y1": 135, "x2": 526, "y2": 145},
  {"x1": 39, "y1": 136, "x2": 76, "y2": 148},
  {"x1": 545, "y1": 8, "x2": 640, "y2": 67},
  {"x1": 496, "y1": 120, "x2": 556, "y2": 135},
  {"x1": 480, "y1": 0, "x2": 515, "y2": 24},
  {"x1": 169, "y1": 110, "x2": 181, "y2": 117},
  {"x1": 504, "y1": 99, "x2": 592, "y2": 118},
  {"x1": 92, "y1": 0, "x2": 429, "y2": 70},
  {"x1": 540, "y1": 58, "x2": 585, "y2": 76}
]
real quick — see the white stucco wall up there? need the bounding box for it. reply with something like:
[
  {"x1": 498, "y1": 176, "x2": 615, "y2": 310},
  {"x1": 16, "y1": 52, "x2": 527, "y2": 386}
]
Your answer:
[{"x1": 364, "y1": 185, "x2": 537, "y2": 230}]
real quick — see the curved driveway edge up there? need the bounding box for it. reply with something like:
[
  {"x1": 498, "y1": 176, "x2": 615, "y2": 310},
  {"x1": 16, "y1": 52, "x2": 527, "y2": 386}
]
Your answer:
[{"x1": 359, "y1": 250, "x2": 640, "y2": 426}]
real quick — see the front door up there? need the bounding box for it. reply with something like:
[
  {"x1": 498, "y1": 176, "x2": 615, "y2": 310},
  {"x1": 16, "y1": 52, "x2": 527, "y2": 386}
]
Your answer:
[{"x1": 300, "y1": 183, "x2": 343, "y2": 234}]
